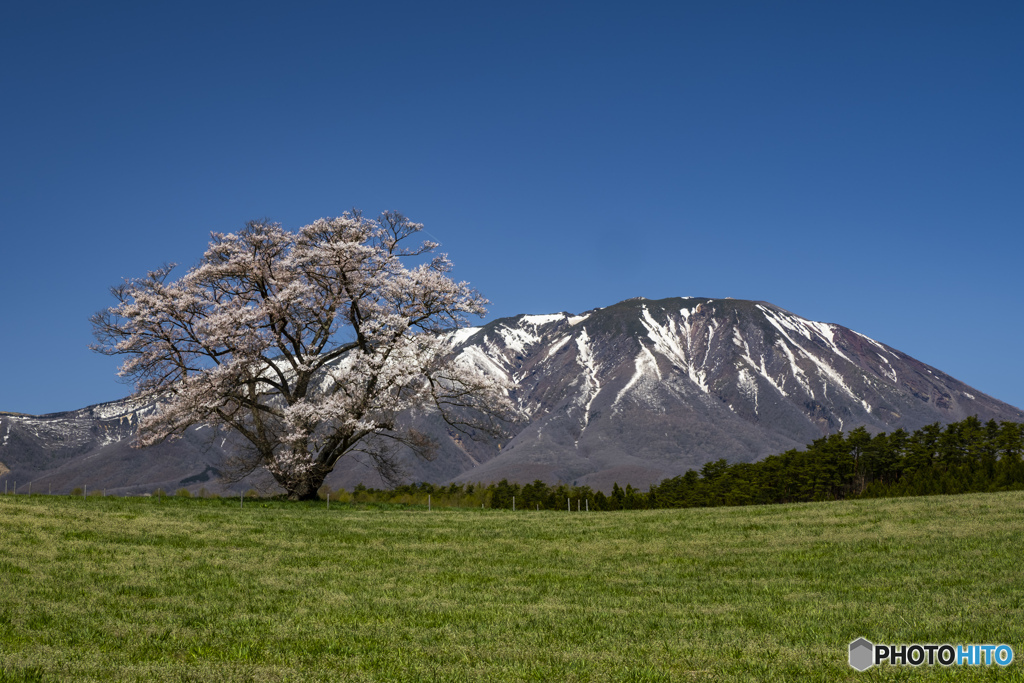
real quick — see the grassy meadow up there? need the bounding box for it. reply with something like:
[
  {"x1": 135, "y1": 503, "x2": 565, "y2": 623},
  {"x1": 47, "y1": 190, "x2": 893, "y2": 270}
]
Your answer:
[{"x1": 1, "y1": 491, "x2": 1022, "y2": 682}]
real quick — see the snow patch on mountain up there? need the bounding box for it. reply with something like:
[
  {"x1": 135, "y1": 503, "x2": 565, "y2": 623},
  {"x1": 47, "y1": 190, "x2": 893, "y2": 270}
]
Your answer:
[
  {"x1": 496, "y1": 325, "x2": 541, "y2": 355},
  {"x1": 877, "y1": 354, "x2": 898, "y2": 382},
  {"x1": 99, "y1": 429, "x2": 128, "y2": 447},
  {"x1": 854, "y1": 330, "x2": 898, "y2": 359},
  {"x1": 520, "y1": 314, "x2": 564, "y2": 326},
  {"x1": 574, "y1": 328, "x2": 601, "y2": 430},
  {"x1": 758, "y1": 305, "x2": 868, "y2": 411},
  {"x1": 448, "y1": 327, "x2": 481, "y2": 346},
  {"x1": 803, "y1": 343, "x2": 869, "y2": 413},
  {"x1": 456, "y1": 344, "x2": 508, "y2": 384},
  {"x1": 640, "y1": 305, "x2": 713, "y2": 393},
  {"x1": 801, "y1": 319, "x2": 855, "y2": 365},
  {"x1": 614, "y1": 345, "x2": 661, "y2": 409},
  {"x1": 641, "y1": 307, "x2": 688, "y2": 367},
  {"x1": 775, "y1": 338, "x2": 813, "y2": 398},
  {"x1": 734, "y1": 328, "x2": 787, "y2": 398},
  {"x1": 737, "y1": 367, "x2": 759, "y2": 415},
  {"x1": 92, "y1": 398, "x2": 150, "y2": 420},
  {"x1": 545, "y1": 335, "x2": 572, "y2": 361}
]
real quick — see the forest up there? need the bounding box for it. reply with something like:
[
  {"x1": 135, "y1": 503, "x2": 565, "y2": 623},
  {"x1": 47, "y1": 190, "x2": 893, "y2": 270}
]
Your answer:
[{"x1": 341, "y1": 417, "x2": 1024, "y2": 510}]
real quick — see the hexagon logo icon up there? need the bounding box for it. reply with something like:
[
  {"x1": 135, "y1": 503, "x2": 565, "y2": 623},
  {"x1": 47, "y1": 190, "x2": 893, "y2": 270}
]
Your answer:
[{"x1": 849, "y1": 638, "x2": 874, "y2": 671}]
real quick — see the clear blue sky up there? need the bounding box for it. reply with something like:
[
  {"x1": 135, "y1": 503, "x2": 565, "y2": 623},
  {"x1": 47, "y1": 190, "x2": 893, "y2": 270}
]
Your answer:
[{"x1": 2, "y1": 1, "x2": 1022, "y2": 415}]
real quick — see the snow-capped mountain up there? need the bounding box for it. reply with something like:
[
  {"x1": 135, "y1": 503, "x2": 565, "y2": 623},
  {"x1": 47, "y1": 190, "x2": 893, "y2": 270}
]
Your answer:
[
  {"x1": 2, "y1": 297, "x2": 1021, "y2": 494},
  {"x1": 0, "y1": 399, "x2": 263, "y2": 496},
  {"x1": 443, "y1": 297, "x2": 1024, "y2": 490}
]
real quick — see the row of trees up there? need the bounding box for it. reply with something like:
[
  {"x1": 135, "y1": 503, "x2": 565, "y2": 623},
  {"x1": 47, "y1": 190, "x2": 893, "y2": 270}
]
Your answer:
[
  {"x1": 649, "y1": 417, "x2": 1024, "y2": 508},
  {"x1": 341, "y1": 417, "x2": 1024, "y2": 510},
  {"x1": 339, "y1": 480, "x2": 617, "y2": 510}
]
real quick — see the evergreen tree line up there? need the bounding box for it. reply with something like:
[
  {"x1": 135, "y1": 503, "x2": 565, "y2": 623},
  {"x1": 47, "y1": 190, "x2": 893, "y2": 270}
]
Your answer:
[
  {"x1": 650, "y1": 416, "x2": 1024, "y2": 508},
  {"x1": 334, "y1": 417, "x2": 1024, "y2": 510}
]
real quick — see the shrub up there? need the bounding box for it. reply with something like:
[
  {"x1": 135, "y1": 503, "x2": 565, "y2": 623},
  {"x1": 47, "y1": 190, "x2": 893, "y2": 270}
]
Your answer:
[
  {"x1": 175, "y1": 488, "x2": 191, "y2": 498},
  {"x1": 323, "y1": 488, "x2": 351, "y2": 503},
  {"x1": 352, "y1": 483, "x2": 368, "y2": 503}
]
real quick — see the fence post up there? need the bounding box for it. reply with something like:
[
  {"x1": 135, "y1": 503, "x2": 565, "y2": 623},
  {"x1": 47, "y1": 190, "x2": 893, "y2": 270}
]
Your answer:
[
  {"x1": 567, "y1": 497, "x2": 570, "y2": 512},
  {"x1": 83, "y1": 484, "x2": 86, "y2": 499},
  {"x1": 512, "y1": 496, "x2": 515, "y2": 512},
  {"x1": 240, "y1": 490, "x2": 243, "y2": 509}
]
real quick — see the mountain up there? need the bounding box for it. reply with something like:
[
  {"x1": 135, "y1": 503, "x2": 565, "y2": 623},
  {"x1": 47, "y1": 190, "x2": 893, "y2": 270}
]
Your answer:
[
  {"x1": 0, "y1": 400, "x2": 260, "y2": 496},
  {"x1": 2, "y1": 297, "x2": 1021, "y2": 494},
  {"x1": 443, "y1": 297, "x2": 1023, "y2": 490}
]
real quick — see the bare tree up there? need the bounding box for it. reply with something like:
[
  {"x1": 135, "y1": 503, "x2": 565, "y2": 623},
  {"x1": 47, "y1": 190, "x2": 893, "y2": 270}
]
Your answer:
[{"x1": 91, "y1": 211, "x2": 510, "y2": 499}]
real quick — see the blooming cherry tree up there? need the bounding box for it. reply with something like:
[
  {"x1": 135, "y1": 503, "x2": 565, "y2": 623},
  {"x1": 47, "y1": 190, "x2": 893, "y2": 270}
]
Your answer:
[{"x1": 92, "y1": 211, "x2": 510, "y2": 499}]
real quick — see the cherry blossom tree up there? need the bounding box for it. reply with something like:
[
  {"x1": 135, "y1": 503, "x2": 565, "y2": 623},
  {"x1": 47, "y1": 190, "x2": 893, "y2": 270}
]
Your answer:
[{"x1": 91, "y1": 211, "x2": 510, "y2": 500}]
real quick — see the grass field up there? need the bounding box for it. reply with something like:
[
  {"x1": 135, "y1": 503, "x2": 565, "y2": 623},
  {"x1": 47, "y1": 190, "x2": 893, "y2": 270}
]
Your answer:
[{"x1": 1, "y1": 491, "x2": 1022, "y2": 682}]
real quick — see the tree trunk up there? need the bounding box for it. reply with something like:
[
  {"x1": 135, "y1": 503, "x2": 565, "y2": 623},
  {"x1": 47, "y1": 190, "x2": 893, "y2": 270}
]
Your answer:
[{"x1": 282, "y1": 467, "x2": 328, "y2": 501}]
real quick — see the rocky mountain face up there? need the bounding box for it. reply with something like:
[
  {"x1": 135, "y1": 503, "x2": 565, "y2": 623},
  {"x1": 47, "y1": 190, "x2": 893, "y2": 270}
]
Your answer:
[{"x1": 3, "y1": 297, "x2": 1022, "y2": 494}]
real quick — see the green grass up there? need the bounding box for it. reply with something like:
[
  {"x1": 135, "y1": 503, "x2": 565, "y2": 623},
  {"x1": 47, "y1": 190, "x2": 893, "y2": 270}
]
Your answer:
[{"x1": 1, "y1": 492, "x2": 1022, "y2": 681}]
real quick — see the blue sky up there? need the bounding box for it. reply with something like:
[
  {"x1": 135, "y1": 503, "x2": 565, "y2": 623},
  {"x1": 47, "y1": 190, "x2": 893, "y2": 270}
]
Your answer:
[{"x1": 2, "y1": 1, "x2": 1022, "y2": 415}]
